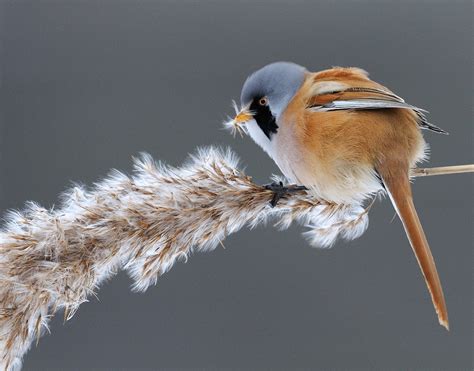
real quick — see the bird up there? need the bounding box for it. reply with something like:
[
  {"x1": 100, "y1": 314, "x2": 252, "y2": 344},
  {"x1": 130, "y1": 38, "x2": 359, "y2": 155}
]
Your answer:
[{"x1": 225, "y1": 61, "x2": 449, "y2": 330}]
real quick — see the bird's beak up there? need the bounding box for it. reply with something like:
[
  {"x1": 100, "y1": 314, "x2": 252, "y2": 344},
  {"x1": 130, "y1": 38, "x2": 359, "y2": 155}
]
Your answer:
[
  {"x1": 224, "y1": 103, "x2": 253, "y2": 137},
  {"x1": 233, "y1": 110, "x2": 253, "y2": 124}
]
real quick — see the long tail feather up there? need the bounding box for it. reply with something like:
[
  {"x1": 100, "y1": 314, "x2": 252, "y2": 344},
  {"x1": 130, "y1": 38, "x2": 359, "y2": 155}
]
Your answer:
[{"x1": 379, "y1": 167, "x2": 449, "y2": 330}]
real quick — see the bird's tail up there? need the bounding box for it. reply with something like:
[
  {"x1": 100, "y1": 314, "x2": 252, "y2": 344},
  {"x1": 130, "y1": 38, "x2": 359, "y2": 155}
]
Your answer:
[{"x1": 378, "y1": 165, "x2": 449, "y2": 330}]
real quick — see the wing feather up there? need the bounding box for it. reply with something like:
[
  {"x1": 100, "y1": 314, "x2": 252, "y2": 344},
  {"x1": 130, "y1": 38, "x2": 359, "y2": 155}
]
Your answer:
[
  {"x1": 308, "y1": 99, "x2": 424, "y2": 112},
  {"x1": 306, "y1": 76, "x2": 447, "y2": 134}
]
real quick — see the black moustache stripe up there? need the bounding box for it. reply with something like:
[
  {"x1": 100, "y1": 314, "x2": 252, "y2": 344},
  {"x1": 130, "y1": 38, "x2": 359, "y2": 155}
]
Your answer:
[{"x1": 249, "y1": 99, "x2": 278, "y2": 139}]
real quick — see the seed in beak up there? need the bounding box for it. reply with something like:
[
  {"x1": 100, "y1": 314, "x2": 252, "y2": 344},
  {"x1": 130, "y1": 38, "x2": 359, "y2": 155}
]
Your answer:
[{"x1": 234, "y1": 111, "x2": 253, "y2": 124}]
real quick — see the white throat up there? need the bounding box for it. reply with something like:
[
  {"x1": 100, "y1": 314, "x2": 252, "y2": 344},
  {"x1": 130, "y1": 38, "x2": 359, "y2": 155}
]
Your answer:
[{"x1": 245, "y1": 119, "x2": 276, "y2": 159}]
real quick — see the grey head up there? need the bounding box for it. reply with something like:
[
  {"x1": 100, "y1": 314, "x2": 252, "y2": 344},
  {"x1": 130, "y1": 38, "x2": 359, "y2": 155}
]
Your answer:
[{"x1": 239, "y1": 62, "x2": 307, "y2": 140}]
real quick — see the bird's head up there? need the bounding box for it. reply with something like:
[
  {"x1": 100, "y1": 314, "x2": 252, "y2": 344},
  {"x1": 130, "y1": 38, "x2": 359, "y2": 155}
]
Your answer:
[{"x1": 224, "y1": 62, "x2": 307, "y2": 154}]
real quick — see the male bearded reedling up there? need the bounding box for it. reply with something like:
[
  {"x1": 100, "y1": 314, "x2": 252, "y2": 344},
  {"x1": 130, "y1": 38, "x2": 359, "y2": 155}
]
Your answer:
[{"x1": 225, "y1": 61, "x2": 449, "y2": 330}]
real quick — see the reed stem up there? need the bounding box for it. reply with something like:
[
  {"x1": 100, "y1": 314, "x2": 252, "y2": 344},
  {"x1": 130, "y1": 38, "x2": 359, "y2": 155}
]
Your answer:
[{"x1": 412, "y1": 164, "x2": 474, "y2": 177}]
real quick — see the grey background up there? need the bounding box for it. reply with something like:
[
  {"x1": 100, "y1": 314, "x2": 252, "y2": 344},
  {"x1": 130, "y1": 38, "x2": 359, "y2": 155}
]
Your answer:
[{"x1": 1, "y1": 0, "x2": 472, "y2": 369}]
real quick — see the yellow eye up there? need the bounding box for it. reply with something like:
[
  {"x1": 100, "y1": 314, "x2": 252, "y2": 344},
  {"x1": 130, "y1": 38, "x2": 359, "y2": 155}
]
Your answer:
[{"x1": 258, "y1": 97, "x2": 268, "y2": 106}]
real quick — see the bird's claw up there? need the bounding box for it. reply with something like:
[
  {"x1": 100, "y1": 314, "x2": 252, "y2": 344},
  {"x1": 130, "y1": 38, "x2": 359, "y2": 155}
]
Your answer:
[{"x1": 264, "y1": 181, "x2": 307, "y2": 207}]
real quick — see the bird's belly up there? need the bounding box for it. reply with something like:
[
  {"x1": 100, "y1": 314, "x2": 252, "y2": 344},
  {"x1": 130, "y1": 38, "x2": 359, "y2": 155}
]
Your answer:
[
  {"x1": 274, "y1": 146, "x2": 382, "y2": 204},
  {"x1": 299, "y1": 162, "x2": 381, "y2": 203}
]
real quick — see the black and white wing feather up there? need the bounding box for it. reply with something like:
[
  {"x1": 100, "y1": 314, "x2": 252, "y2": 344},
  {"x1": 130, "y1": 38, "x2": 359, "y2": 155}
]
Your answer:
[{"x1": 307, "y1": 86, "x2": 447, "y2": 134}]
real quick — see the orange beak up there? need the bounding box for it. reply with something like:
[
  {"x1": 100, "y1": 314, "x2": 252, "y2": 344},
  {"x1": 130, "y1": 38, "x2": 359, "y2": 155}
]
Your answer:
[{"x1": 233, "y1": 110, "x2": 253, "y2": 124}]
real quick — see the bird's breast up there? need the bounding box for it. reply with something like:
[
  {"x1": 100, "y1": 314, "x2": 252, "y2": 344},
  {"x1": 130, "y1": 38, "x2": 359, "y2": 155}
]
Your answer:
[{"x1": 273, "y1": 112, "x2": 383, "y2": 204}]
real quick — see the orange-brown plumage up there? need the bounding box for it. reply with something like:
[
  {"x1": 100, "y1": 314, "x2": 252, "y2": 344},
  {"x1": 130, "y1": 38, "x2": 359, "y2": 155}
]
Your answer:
[
  {"x1": 275, "y1": 69, "x2": 426, "y2": 203},
  {"x1": 232, "y1": 62, "x2": 449, "y2": 329},
  {"x1": 378, "y1": 163, "x2": 449, "y2": 330}
]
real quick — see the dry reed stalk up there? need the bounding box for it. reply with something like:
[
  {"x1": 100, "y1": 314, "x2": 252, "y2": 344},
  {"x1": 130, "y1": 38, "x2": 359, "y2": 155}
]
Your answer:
[
  {"x1": 411, "y1": 164, "x2": 474, "y2": 177},
  {"x1": 0, "y1": 146, "x2": 471, "y2": 370}
]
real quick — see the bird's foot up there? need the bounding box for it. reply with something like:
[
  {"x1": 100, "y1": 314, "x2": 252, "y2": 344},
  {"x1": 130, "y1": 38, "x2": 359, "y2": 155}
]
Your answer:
[{"x1": 264, "y1": 181, "x2": 307, "y2": 207}]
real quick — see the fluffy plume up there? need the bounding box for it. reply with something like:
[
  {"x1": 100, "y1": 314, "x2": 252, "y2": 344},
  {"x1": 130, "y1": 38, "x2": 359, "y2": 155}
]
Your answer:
[{"x1": 0, "y1": 147, "x2": 370, "y2": 370}]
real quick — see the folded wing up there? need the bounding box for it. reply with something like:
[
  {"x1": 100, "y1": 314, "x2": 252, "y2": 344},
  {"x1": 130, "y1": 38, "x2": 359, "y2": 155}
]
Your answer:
[{"x1": 306, "y1": 69, "x2": 447, "y2": 134}]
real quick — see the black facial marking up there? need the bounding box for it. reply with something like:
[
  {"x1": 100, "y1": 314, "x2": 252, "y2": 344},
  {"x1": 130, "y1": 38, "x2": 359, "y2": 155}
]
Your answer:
[{"x1": 249, "y1": 98, "x2": 278, "y2": 139}]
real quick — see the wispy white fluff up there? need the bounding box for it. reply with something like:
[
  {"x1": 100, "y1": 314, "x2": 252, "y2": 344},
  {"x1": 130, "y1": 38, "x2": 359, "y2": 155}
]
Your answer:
[{"x1": 0, "y1": 147, "x2": 371, "y2": 370}]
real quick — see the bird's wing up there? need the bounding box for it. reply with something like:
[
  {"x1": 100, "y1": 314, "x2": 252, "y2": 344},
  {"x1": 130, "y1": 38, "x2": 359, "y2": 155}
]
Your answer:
[
  {"x1": 306, "y1": 69, "x2": 447, "y2": 134},
  {"x1": 377, "y1": 163, "x2": 449, "y2": 330}
]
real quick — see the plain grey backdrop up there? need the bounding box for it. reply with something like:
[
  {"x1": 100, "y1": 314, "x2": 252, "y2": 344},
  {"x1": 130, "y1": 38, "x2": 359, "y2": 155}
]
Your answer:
[{"x1": 1, "y1": 0, "x2": 472, "y2": 369}]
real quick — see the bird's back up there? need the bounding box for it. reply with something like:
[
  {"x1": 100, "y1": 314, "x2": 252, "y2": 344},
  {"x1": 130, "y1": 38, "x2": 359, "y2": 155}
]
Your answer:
[{"x1": 276, "y1": 67, "x2": 427, "y2": 203}]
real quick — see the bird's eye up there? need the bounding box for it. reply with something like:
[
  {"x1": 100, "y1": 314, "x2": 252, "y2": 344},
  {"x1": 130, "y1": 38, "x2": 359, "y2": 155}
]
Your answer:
[{"x1": 258, "y1": 97, "x2": 268, "y2": 106}]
